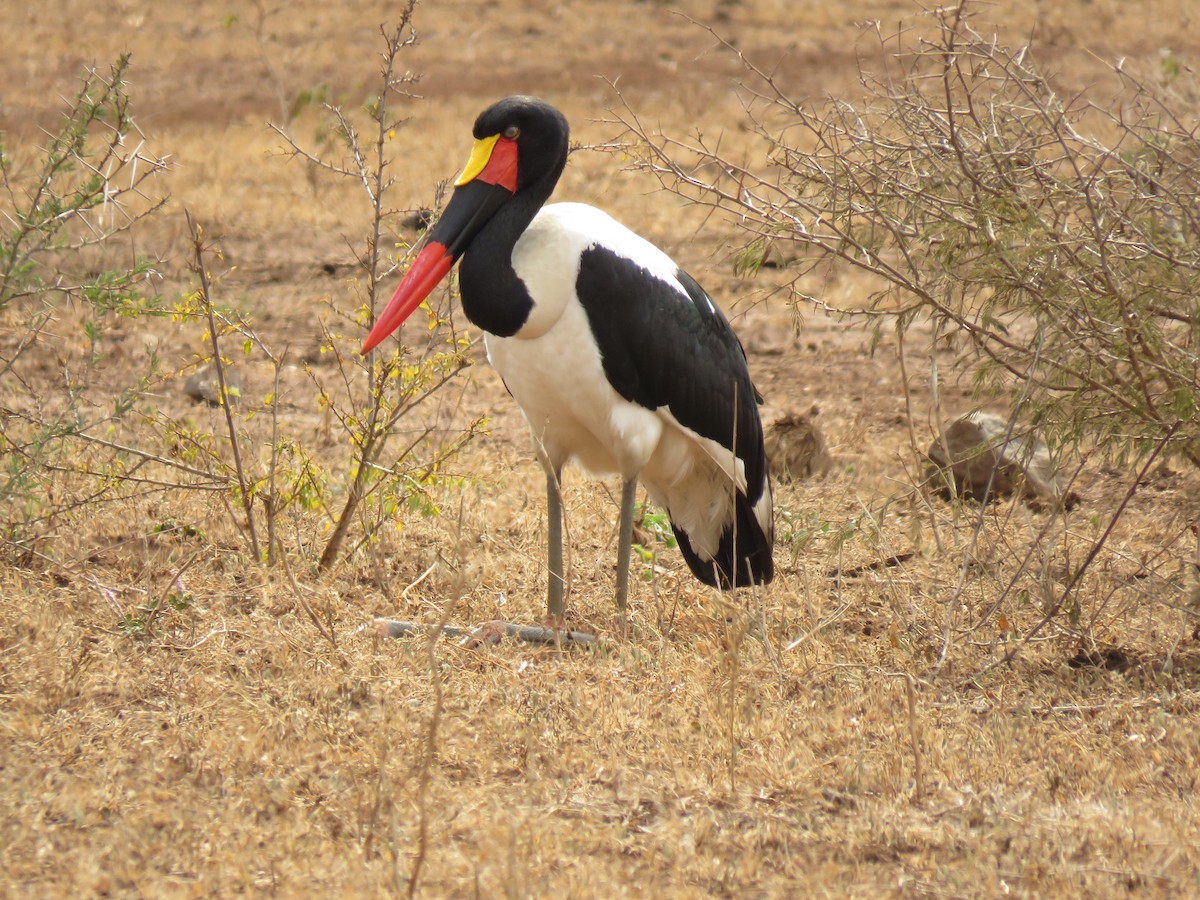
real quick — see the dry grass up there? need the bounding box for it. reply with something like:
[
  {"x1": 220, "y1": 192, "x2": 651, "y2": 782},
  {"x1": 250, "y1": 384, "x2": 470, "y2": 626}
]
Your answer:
[{"x1": 3, "y1": 0, "x2": 1200, "y2": 895}]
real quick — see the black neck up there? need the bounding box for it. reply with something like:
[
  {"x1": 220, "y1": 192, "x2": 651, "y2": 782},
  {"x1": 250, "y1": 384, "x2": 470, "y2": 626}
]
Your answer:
[{"x1": 458, "y1": 162, "x2": 562, "y2": 338}]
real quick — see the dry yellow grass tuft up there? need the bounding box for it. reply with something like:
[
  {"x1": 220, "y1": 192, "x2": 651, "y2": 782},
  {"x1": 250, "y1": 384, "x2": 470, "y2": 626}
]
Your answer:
[{"x1": 2, "y1": 0, "x2": 1200, "y2": 895}]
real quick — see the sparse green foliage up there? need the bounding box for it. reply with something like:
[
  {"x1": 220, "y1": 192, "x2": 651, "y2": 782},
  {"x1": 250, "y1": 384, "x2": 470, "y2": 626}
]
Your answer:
[
  {"x1": 1, "y1": 7, "x2": 478, "y2": 598},
  {"x1": 0, "y1": 54, "x2": 167, "y2": 313},
  {"x1": 776, "y1": 508, "x2": 833, "y2": 551},
  {"x1": 634, "y1": 505, "x2": 677, "y2": 579},
  {"x1": 638, "y1": 506, "x2": 677, "y2": 550},
  {"x1": 0, "y1": 56, "x2": 171, "y2": 543}
]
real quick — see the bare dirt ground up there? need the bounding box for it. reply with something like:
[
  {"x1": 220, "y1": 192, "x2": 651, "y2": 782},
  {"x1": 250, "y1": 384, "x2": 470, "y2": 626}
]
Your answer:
[{"x1": 2, "y1": 0, "x2": 1200, "y2": 895}]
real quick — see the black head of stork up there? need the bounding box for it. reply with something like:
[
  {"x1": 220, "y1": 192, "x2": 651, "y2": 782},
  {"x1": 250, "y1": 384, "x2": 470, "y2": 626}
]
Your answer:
[
  {"x1": 363, "y1": 96, "x2": 773, "y2": 620},
  {"x1": 362, "y1": 97, "x2": 568, "y2": 346}
]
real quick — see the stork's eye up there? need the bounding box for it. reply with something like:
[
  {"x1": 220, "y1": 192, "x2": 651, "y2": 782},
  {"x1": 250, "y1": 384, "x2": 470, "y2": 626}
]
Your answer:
[{"x1": 503, "y1": 125, "x2": 520, "y2": 140}]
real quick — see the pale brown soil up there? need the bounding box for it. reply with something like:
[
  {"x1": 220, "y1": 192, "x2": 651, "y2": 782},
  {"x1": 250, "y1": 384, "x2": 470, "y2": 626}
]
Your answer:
[{"x1": 2, "y1": 0, "x2": 1199, "y2": 896}]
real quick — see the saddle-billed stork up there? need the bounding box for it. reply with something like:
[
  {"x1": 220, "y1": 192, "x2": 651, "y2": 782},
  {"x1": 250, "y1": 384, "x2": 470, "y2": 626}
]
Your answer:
[{"x1": 362, "y1": 96, "x2": 773, "y2": 618}]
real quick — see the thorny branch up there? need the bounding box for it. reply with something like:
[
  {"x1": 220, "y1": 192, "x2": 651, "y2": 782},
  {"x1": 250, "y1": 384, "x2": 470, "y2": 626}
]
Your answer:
[{"x1": 610, "y1": 3, "x2": 1200, "y2": 468}]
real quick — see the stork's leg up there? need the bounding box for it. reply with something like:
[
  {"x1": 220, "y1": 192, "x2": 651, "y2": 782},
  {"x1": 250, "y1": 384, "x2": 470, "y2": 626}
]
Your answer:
[
  {"x1": 546, "y1": 464, "x2": 565, "y2": 620},
  {"x1": 615, "y1": 478, "x2": 637, "y2": 612}
]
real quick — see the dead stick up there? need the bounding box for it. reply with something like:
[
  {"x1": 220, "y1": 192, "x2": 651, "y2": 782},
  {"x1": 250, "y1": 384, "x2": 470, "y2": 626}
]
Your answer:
[
  {"x1": 373, "y1": 618, "x2": 597, "y2": 646},
  {"x1": 903, "y1": 674, "x2": 925, "y2": 800}
]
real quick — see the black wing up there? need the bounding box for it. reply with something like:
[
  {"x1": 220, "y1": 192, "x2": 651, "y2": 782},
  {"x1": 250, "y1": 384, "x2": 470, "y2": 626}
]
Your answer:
[
  {"x1": 575, "y1": 244, "x2": 767, "y2": 500},
  {"x1": 575, "y1": 245, "x2": 772, "y2": 586}
]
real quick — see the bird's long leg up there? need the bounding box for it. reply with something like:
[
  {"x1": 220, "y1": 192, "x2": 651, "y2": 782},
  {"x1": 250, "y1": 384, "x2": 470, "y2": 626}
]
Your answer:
[
  {"x1": 546, "y1": 463, "x2": 565, "y2": 620},
  {"x1": 615, "y1": 478, "x2": 637, "y2": 612}
]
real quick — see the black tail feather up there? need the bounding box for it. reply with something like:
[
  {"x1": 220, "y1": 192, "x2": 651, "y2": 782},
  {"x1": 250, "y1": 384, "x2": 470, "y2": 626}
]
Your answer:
[{"x1": 672, "y1": 490, "x2": 773, "y2": 589}]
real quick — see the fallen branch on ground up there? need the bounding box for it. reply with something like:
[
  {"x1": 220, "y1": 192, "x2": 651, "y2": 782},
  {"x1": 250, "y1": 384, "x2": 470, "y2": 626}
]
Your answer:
[{"x1": 372, "y1": 618, "x2": 598, "y2": 647}]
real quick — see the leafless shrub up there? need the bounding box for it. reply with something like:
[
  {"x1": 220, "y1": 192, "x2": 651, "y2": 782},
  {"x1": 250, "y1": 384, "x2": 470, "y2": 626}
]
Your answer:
[
  {"x1": 616, "y1": 3, "x2": 1198, "y2": 468},
  {"x1": 612, "y1": 0, "x2": 1199, "y2": 655}
]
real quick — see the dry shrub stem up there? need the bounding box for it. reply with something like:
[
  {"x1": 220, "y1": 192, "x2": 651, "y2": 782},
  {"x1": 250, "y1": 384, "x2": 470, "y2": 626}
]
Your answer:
[
  {"x1": 999, "y1": 425, "x2": 1180, "y2": 664},
  {"x1": 900, "y1": 672, "x2": 925, "y2": 801},
  {"x1": 265, "y1": 344, "x2": 288, "y2": 565},
  {"x1": 187, "y1": 210, "x2": 262, "y2": 562},
  {"x1": 311, "y1": 11, "x2": 422, "y2": 572},
  {"x1": 406, "y1": 613, "x2": 448, "y2": 898},
  {"x1": 614, "y1": 2, "x2": 1200, "y2": 464},
  {"x1": 280, "y1": 545, "x2": 337, "y2": 647}
]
